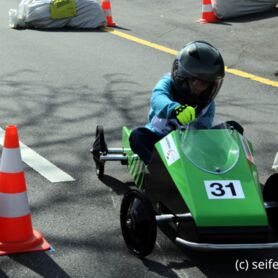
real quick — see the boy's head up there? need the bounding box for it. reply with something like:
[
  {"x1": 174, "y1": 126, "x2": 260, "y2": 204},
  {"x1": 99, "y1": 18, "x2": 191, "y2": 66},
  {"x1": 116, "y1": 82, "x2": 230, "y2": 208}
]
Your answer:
[{"x1": 171, "y1": 41, "x2": 225, "y2": 109}]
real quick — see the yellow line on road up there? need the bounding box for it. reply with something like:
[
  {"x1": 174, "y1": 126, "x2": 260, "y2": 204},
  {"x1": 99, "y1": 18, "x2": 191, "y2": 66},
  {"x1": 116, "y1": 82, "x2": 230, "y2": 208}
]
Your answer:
[
  {"x1": 106, "y1": 28, "x2": 178, "y2": 56},
  {"x1": 105, "y1": 27, "x2": 278, "y2": 88},
  {"x1": 225, "y1": 67, "x2": 278, "y2": 87}
]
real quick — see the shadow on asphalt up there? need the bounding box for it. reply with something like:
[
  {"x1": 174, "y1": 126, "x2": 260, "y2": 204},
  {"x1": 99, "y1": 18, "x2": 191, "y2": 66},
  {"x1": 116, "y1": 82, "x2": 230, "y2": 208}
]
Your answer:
[
  {"x1": 223, "y1": 6, "x2": 278, "y2": 23},
  {"x1": 0, "y1": 269, "x2": 9, "y2": 278},
  {"x1": 156, "y1": 221, "x2": 278, "y2": 278},
  {"x1": 181, "y1": 249, "x2": 278, "y2": 278},
  {"x1": 14, "y1": 25, "x2": 131, "y2": 33},
  {"x1": 203, "y1": 7, "x2": 278, "y2": 26},
  {"x1": 142, "y1": 258, "x2": 181, "y2": 278},
  {"x1": 100, "y1": 174, "x2": 132, "y2": 195},
  {"x1": 8, "y1": 251, "x2": 70, "y2": 277}
]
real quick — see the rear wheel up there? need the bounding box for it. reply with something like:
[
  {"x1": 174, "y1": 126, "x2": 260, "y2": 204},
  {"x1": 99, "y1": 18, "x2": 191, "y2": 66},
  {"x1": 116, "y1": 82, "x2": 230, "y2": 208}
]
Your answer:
[
  {"x1": 91, "y1": 125, "x2": 107, "y2": 179},
  {"x1": 120, "y1": 188, "x2": 157, "y2": 257},
  {"x1": 263, "y1": 173, "x2": 278, "y2": 232}
]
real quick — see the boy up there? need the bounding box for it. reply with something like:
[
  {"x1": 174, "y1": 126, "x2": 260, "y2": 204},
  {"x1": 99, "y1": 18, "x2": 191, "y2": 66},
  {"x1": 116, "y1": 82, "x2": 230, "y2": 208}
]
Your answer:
[{"x1": 129, "y1": 41, "x2": 225, "y2": 164}]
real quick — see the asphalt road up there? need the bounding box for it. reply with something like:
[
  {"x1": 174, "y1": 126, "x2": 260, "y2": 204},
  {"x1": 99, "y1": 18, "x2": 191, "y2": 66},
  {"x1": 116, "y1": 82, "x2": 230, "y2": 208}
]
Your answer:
[{"x1": 0, "y1": 0, "x2": 278, "y2": 277}]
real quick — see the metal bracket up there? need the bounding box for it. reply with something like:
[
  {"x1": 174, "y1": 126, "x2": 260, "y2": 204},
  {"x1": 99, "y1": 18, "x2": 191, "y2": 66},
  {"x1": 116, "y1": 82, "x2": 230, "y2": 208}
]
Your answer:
[{"x1": 175, "y1": 237, "x2": 278, "y2": 250}]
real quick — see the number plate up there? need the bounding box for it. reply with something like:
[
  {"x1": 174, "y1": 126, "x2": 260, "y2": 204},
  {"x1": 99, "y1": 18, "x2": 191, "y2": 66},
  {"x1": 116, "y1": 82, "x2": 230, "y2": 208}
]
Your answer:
[{"x1": 204, "y1": 180, "x2": 245, "y2": 199}]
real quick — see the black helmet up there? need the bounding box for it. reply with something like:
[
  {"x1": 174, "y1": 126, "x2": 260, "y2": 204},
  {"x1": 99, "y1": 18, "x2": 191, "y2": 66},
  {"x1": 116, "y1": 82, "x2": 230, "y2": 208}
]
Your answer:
[{"x1": 171, "y1": 41, "x2": 225, "y2": 109}]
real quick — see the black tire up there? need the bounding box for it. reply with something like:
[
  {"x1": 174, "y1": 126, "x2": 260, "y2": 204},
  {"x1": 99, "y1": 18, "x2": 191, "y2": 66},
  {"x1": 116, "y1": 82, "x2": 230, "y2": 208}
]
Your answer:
[
  {"x1": 226, "y1": 121, "x2": 244, "y2": 135},
  {"x1": 96, "y1": 162, "x2": 105, "y2": 180},
  {"x1": 263, "y1": 173, "x2": 278, "y2": 200},
  {"x1": 120, "y1": 188, "x2": 157, "y2": 257},
  {"x1": 263, "y1": 173, "x2": 278, "y2": 232},
  {"x1": 91, "y1": 125, "x2": 107, "y2": 179}
]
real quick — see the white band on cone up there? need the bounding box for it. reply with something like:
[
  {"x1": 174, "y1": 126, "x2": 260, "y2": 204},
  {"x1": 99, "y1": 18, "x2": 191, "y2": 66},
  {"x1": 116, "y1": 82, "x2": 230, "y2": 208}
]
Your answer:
[
  {"x1": 0, "y1": 148, "x2": 23, "y2": 173},
  {"x1": 104, "y1": 10, "x2": 112, "y2": 16},
  {"x1": 0, "y1": 192, "x2": 30, "y2": 218},
  {"x1": 202, "y1": 4, "x2": 213, "y2": 12}
]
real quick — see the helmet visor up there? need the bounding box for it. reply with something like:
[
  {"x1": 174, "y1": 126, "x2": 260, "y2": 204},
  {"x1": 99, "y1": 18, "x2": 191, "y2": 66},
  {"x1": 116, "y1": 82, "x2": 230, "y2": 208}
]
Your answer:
[
  {"x1": 174, "y1": 75, "x2": 223, "y2": 107},
  {"x1": 202, "y1": 78, "x2": 223, "y2": 102},
  {"x1": 187, "y1": 77, "x2": 210, "y2": 96}
]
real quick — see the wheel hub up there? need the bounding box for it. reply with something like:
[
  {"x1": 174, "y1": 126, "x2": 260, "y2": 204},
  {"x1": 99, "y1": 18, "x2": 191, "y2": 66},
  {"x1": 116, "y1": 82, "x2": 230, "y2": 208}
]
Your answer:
[{"x1": 125, "y1": 218, "x2": 133, "y2": 229}]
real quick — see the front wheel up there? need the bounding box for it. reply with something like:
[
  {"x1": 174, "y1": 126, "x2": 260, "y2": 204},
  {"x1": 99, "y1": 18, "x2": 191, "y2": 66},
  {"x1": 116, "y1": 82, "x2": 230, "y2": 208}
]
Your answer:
[
  {"x1": 91, "y1": 125, "x2": 107, "y2": 179},
  {"x1": 263, "y1": 173, "x2": 278, "y2": 232},
  {"x1": 120, "y1": 188, "x2": 157, "y2": 257}
]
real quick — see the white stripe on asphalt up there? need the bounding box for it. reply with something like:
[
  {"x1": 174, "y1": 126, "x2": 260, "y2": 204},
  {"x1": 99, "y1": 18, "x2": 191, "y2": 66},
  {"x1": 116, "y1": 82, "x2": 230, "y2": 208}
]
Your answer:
[{"x1": 0, "y1": 128, "x2": 75, "y2": 183}]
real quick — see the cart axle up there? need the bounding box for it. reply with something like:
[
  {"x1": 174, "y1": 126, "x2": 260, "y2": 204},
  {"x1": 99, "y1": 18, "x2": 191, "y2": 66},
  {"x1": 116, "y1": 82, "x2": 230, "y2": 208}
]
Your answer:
[
  {"x1": 155, "y1": 213, "x2": 192, "y2": 223},
  {"x1": 100, "y1": 154, "x2": 128, "y2": 161}
]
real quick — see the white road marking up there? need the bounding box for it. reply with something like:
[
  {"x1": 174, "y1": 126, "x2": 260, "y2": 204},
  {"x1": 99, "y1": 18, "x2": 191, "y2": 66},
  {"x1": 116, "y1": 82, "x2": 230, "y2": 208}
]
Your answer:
[{"x1": 0, "y1": 128, "x2": 75, "y2": 183}]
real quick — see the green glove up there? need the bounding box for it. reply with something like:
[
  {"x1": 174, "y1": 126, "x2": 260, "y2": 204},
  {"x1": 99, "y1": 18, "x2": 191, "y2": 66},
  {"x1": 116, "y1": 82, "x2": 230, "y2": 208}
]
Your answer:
[{"x1": 174, "y1": 105, "x2": 196, "y2": 125}]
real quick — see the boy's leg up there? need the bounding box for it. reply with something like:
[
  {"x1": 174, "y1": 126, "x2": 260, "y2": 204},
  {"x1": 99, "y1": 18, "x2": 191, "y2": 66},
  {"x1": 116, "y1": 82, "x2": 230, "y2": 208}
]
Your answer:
[{"x1": 129, "y1": 127, "x2": 162, "y2": 164}]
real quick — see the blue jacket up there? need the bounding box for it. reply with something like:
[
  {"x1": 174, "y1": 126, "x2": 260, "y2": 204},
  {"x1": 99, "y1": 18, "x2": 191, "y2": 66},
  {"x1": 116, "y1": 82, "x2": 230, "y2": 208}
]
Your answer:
[{"x1": 145, "y1": 74, "x2": 215, "y2": 135}]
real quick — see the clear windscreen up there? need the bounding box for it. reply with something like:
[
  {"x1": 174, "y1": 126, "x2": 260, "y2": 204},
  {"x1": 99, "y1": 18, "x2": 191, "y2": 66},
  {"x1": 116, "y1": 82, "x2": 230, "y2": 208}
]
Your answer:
[{"x1": 179, "y1": 119, "x2": 240, "y2": 174}]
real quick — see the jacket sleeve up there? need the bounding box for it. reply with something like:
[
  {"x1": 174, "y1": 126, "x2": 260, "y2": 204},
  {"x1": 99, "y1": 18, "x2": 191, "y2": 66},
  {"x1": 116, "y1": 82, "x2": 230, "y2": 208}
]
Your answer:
[{"x1": 150, "y1": 75, "x2": 180, "y2": 119}]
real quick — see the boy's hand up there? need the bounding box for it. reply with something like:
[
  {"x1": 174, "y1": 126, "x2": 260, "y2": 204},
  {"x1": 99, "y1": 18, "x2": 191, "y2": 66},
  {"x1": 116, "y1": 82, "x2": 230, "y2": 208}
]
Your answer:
[{"x1": 174, "y1": 105, "x2": 196, "y2": 125}]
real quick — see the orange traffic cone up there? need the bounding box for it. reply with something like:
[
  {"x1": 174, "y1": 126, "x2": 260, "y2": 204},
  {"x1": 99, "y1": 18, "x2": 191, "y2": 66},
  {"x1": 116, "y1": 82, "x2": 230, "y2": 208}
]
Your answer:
[
  {"x1": 101, "y1": 0, "x2": 116, "y2": 27},
  {"x1": 0, "y1": 125, "x2": 50, "y2": 255},
  {"x1": 199, "y1": 0, "x2": 219, "y2": 24}
]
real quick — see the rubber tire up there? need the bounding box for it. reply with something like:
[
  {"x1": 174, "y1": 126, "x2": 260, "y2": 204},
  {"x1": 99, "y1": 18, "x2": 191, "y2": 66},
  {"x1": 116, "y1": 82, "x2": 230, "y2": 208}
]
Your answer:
[
  {"x1": 263, "y1": 173, "x2": 278, "y2": 232},
  {"x1": 120, "y1": 188, "x2": 157, "y2": 257},
  {"x1": 96, "y1": 162, "x2": 104, "y2": 180},
  {"x1": 95, "y1": 125, "x2": 107, "y2": 153},
  {"x1": 92, "y1": 125, "x2": 107, "y2": 179}
]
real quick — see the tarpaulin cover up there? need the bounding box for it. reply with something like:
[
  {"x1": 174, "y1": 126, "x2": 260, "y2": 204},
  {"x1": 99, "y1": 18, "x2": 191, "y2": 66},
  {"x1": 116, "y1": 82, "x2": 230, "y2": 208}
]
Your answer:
[
  {"x1": 212, "y1": 0, "x2": 278, "y2": 19},
  {"x1": 9, "y1": 0, "x2": 106, "y2": 29}
]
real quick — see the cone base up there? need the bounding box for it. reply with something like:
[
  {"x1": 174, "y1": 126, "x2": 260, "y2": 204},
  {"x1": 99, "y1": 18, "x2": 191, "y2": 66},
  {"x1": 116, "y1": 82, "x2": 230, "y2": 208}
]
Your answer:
[
  {"x1": 105, "y1": 15, "x2": 116, "y2": 27},
  {"x1": 107, "y1": 22, "x2": 116, "y2": 27},
  {"x1": 0, "y1": 230, "x2": 50, "y2": 256},
  {"x1": 199, "y1": 18, "x2": 218, "y2": 24},
  {"x1": 199, "y1": 15, "x2": 219, "y2": 24}
]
